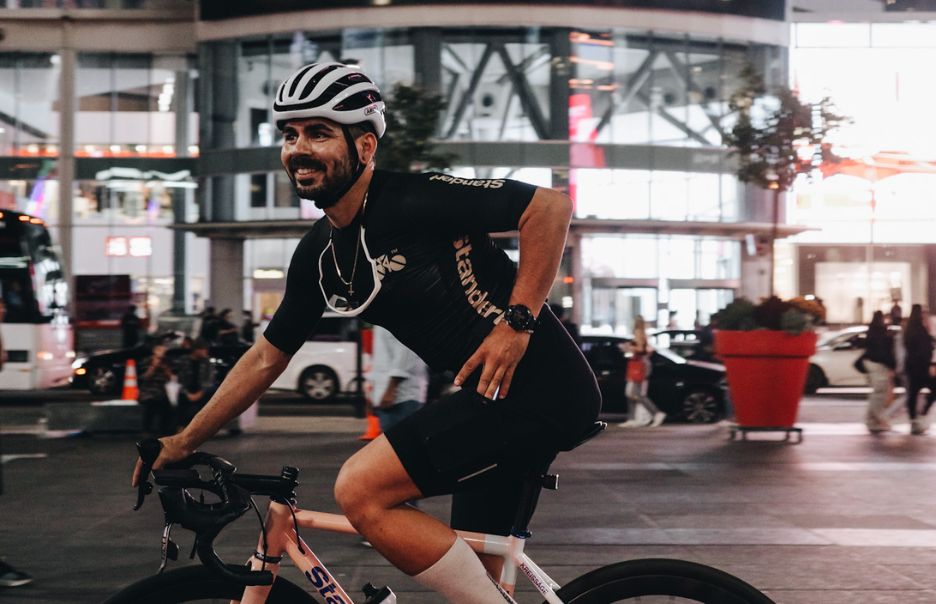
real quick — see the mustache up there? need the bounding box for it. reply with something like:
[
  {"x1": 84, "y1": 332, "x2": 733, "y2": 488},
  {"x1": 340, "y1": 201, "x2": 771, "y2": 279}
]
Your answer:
[{"x1": 289, "y1": 156, "x2": 327, "y2": 173}]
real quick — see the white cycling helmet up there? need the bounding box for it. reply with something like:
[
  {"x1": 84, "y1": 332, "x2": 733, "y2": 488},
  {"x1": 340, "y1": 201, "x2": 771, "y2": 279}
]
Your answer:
[{"x1": 273, "y1": 62, "x2": 386, "y2": 138}]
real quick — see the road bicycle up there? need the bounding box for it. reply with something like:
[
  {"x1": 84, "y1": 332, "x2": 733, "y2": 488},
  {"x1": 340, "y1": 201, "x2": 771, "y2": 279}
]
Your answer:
[{"x1": 106, "y1": 425, "x2": 776, "y2": 603}]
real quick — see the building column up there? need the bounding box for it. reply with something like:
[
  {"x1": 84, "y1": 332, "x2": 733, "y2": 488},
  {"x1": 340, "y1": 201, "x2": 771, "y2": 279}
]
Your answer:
[
  {"x1": 413, "y1": 28, "x2": 442, "y2": 95},
  {"x1": 59, "y1": 30, "x2": 76, "y2": 309},
  {"x1": 209, "y1": 238, "x2": 244, "y2": 317},
  {"x1": 172, "y1": 66, "x2": 192, "y2": 314},
  {"x1": 548, "y1": 28, "x2": 571, "y2": 140},
  {"x1": 199, "y1": 41, "x2": 241, "y2": 311},
  {"x1": 198, "y1": 40, "x2": 238, "y2": 223}
]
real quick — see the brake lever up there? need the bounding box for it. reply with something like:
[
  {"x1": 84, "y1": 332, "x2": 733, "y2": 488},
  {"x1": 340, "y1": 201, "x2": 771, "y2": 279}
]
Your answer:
[{"x1": 134, "y1": 438, "x2": 162, "y2": 511}]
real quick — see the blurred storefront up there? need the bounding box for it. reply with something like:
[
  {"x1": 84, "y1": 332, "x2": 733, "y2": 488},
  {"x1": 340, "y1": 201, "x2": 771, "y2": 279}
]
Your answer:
[{"x1": 790, "y1": 20, "x2": 936, "y2": 324}]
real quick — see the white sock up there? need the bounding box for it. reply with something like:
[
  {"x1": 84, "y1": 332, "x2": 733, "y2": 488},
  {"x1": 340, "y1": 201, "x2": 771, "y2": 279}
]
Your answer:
[{"x1": 412, "y1": 537, "x2": 512, "y2": 603}]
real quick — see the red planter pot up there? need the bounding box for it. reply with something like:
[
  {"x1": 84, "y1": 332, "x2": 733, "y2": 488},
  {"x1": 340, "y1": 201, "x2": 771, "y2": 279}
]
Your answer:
[{"x1": 714, "y1": 330, "x2": 818, "y2": 428}]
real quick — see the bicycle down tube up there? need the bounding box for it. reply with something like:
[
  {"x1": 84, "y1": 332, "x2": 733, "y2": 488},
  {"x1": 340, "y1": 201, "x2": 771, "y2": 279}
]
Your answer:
[{"x1": 240, "y1": 500, "x2": 567, "y2": 604}]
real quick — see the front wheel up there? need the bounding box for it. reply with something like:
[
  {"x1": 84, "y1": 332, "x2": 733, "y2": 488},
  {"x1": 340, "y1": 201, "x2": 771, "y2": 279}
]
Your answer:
[
  {"x1": 551, "y1": 558, "x2": 775, "y2": 603},
  {"x1": 103, "y1": 566, "x2": 318, "y2": 603}
]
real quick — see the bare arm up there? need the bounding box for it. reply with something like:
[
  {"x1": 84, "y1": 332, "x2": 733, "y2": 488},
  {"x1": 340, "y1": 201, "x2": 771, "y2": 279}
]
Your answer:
[
  {"x1": 455, "y1": 187, "x2": 573, "y2": 398},
  {"x1": 132, "y1": 334, "x2": 290, "y2": 485}
]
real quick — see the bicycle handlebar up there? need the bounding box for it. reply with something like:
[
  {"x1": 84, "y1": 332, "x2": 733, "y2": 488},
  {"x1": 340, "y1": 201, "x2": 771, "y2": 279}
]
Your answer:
[{"x1": 134, "y1": 439, "x2": 300, "y2": 587}]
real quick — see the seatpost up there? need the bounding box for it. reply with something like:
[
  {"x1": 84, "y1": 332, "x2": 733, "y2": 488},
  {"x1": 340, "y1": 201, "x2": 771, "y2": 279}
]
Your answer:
[{"x1": 509, "y1": 461, "x2": 554, "y2": 538}]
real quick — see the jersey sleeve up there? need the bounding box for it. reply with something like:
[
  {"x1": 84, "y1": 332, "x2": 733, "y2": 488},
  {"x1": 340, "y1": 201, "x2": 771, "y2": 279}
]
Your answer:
[
  {"x1": 403, "y1": 172, "x2": 538, "y2": 234},
  {"x1": 262, "y1": 229, "x2": 327, "y2": 356}
]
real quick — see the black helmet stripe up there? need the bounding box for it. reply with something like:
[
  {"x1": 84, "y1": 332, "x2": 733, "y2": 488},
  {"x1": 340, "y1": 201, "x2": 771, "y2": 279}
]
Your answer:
[
  {"x1": 297, "y1": 64, "x2": 343, "y2": 100},
  {"x1": 277, "y1": 74, "x2": 375, "y2": 112},
  {"x1": 285, "y1": 64, "x2": 318, "y2": 99}
]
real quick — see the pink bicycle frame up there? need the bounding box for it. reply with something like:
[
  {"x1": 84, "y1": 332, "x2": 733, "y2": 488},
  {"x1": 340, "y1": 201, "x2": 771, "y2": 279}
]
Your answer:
[{"x1": 237, "y1": 500, "x2": 567, "y2": 604}]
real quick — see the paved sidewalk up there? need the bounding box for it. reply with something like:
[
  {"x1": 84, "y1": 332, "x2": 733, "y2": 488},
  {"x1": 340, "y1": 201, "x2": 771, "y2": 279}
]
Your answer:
[{"x1": 1, "y1": 396, "x2": 935, "y2": 603}]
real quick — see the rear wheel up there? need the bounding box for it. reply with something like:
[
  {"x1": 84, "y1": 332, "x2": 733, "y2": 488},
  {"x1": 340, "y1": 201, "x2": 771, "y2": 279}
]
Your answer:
[
  {"x1": 299, "y1": 365, "x2": 339, "y2": 401},
  {"x1": 551, "y1": 558, "x2": 775, "y2": 603},
  {"x1": 103, "y1": 566, "x2": 317, "y2": 603},
  {"x1": 681, "y1": 389, "x2": 722, "y2": 424}
]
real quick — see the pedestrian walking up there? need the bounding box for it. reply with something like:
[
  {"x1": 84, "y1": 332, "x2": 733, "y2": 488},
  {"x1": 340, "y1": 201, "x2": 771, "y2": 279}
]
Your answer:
[
  {"x1": 138, "y1": 343, "x2": 176, "y2": 437},
  {"x1": 902, "y1": 303, "x2": 933, "y2": 435},
  {"x1": 369, "y1": 326, "x2": 428, "y2": 433},
  {"x1": 120, "y1": 304, "x2": 142, "y2": 349},
  {"x1": 618, "y1": 315, "x2": 666, "y2": 428},
  {"x1": 861, "y1": 311, "x2": 896, "y2": 433}
]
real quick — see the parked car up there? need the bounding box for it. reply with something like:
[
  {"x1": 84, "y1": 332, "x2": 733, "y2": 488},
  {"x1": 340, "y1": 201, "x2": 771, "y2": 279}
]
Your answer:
[
  {"x1": 650, "y1": 329, "x2": 703, "y2": 359},
  {"x1": 580, "y1": 335, "x2": 727, "y2": 423},
  {"x1": 269, "y1": 314, "x2": 362, "y2": 402},
  {"x1": 806, "y1": 325, "x2": 904, "y2": 393},
  {"x1": 71, "y1": 334, "x2": 249, "y2": 395}
]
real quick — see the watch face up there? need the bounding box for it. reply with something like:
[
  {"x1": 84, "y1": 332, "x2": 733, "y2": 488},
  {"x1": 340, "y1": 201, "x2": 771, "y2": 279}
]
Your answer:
[{"x1": 506, "y1": 305, "x2": 535, "y2": 331}]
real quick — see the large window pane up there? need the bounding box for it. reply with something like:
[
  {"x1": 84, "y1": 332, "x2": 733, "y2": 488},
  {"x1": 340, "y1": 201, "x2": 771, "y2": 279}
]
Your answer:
[
  {"x1": 581, "y1": 235, "x2": 658, "y2": 279},
  {"x1": 76, "y1": 53, "x2": 196, "y2": 156},
  {"x1": 0, "y1": 53, "x2": 59, "y2": 156}
]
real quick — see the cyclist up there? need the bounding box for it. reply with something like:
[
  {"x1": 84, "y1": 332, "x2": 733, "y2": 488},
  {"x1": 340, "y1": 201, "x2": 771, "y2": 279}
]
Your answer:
[{"x1": 133, "y1": 62, "x2": 601, "y2": 604}]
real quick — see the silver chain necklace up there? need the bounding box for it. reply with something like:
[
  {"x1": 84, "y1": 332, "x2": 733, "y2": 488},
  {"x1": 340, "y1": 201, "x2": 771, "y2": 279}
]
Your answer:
[{"x1": 328, "y1": 193, "x2": 367, "y2": 298}]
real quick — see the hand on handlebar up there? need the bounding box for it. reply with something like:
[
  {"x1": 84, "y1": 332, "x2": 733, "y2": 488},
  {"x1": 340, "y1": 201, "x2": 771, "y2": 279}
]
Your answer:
[{"x1": 131, "y1": 434, "x2": 196, "y2": 488}]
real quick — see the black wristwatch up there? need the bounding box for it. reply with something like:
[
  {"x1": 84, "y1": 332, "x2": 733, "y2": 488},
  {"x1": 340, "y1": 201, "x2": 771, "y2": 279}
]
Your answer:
[{"x1": 503, "y1": 304, "x2": 537, "y2": 333}]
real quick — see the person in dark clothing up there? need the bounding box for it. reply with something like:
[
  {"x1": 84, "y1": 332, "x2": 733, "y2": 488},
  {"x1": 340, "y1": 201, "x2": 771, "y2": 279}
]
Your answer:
[
  {"x1": 198, "y1": 306, "x2": 218, "y2": 342},
  {"x1": 863, "y1": 311, "x2": 896, "y2": 433},
  {"x1": 902, "y1": 304, "x2": 933, "y2": 435},
  {"x1": 175, "y1": 339, "x2": 217, "y2": 425},
  {"x1": 138, "y1": 343, "x2": 176, "y2": 436},
  {"x1": 215, "y1": 309, "x2": 239, "y2": 345},
  {"x1": 241, "y1": 310, "x2": 257, "y2": 344},
  {"x1": 889, "y1": 300, "x2": 903, "y2": 326},
  {"x1": 134, "y1": 61, "x2": 599, "y2": 604},
  {"x1": 120, "y1": 304, "x2": 142, "y2": 349}
]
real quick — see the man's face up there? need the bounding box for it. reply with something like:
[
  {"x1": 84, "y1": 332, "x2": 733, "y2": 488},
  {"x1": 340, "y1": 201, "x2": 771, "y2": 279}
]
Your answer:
[{"x1": 280, "y1": 118, "x2": 357, "y2": 209}]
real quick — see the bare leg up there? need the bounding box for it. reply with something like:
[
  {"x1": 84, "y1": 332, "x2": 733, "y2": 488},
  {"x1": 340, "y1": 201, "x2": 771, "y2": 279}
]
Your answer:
[
  {"x1": 335, "y1": 436, "x2": 511, "y2": 602},
  {"x1": 334, "y1": 435, "x2": 452, "y2": 573}
]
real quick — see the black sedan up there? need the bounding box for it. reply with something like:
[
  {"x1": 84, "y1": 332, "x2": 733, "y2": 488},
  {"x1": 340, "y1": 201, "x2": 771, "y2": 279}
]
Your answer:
[
  {"x1": 580, "y1": 335, "x2": 727, "y2": 423},
  {"x1": 71, "y1": 337, "x2": 249, "y2": 395}
]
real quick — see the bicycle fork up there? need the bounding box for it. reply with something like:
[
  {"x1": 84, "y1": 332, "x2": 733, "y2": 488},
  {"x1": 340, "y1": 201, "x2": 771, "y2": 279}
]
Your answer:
[{"x1": 240, "y1": 500, "x2": 359, "y2": 604}]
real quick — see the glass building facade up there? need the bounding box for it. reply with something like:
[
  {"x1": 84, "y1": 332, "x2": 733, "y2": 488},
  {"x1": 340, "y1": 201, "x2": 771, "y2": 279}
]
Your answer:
[
  {"x1": 0, "y1": 2, "x2": 791, "y2": 340},
  {"x1": 197, "y1": 18, "x2": 787, "y2": 334}
]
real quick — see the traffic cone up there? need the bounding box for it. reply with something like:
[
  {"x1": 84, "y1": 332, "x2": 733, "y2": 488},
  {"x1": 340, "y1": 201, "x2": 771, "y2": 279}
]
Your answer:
[
  {"x1": 358, "y1": 411, "x2": 381, "y2": 441},
  {"x1": 122, "y1": 359, "x2": 139, "y2": 401}
]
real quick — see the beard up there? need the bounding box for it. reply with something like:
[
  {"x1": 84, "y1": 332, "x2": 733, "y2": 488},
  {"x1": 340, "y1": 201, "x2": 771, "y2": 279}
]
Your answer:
[{"x1": 288, "y1": 154, "x2": 357, "y2": 209}]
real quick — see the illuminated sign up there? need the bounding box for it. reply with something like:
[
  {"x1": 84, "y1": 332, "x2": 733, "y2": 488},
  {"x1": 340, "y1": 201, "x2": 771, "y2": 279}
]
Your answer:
[{"x1": 105, "y1": 236, "x2": 152, "y2": 257}]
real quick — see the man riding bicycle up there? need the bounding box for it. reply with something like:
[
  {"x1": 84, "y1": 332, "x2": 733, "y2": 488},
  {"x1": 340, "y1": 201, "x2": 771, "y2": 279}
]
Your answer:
[{"x1": 133, "y1": 62, "x2": 601, "y2": 604}]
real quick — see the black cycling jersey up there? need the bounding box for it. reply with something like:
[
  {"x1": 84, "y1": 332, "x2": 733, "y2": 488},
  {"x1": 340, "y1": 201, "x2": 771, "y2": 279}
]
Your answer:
[
  {"x1": 264, "y1": 169, "x2": 537, "y2": 373},
  {"x1": 265, "y1": 168, "x2": 602, "y2": 535}
]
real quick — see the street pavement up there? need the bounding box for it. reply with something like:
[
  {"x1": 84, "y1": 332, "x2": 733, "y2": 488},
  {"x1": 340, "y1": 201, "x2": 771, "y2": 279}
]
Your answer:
[{"x1": 2, "y1": 391, "x2": 936, "y2": 603}]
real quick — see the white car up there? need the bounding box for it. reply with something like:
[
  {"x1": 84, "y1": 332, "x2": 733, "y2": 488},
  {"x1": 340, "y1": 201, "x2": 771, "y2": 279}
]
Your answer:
[
  {"x1": 270, "y1": 314, "x2": 363, "y2": 401},
  {"x1": 806, "y1": 325, "x2": 902, "y2": 393}
]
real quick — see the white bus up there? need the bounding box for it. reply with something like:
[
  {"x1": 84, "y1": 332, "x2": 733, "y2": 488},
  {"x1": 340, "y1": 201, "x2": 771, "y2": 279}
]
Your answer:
[{"x1": 0, "y1": 211, "x2": 74, "y2": 389}]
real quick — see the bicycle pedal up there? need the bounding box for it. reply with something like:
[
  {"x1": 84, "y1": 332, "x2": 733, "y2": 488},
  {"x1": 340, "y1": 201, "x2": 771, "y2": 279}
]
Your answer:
[{"x1": 361, "y1": 582, "x2": 396, "y2": 604}]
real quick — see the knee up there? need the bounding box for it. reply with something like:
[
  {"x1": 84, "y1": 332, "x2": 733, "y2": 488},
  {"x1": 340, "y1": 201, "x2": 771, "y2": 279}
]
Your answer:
[{"x1": 333, "y1": 456, "x2": 373, "y2": 525}]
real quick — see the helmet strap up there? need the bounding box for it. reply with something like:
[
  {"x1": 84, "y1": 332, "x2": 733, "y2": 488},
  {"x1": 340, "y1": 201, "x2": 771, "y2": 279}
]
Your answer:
[{"x1": 331, "y1": 125, "x2": 367, "y2": 203}]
